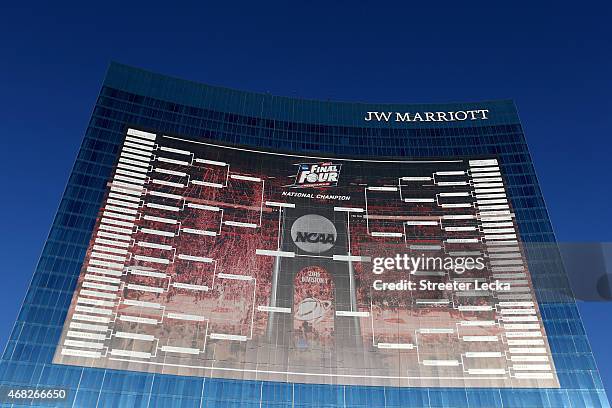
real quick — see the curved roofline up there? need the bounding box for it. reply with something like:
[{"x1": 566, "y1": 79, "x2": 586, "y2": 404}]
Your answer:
[
  {"x1": 102, "y1": 62, "x2": 520, "y2": 128},
  {"x1": 106, "y1": 61, "x2": 513, "y2": 107}
]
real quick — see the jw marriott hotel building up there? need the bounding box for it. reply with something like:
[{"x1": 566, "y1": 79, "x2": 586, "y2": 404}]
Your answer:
[{"x1": 0, "y1": 63, "x2": 607, "y2": 407}]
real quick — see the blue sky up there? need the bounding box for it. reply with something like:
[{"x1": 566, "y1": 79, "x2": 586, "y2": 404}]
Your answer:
[{"x1": 1, "y1": 0, "x2": 611, "y2": 396}]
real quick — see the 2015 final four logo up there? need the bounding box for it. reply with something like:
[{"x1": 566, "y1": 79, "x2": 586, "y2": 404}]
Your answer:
[{"x1": 292, "y1": 162, "x2": 342, "y2": 188}]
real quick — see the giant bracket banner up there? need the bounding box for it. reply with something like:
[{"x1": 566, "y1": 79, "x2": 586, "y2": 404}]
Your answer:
[{"x1": 53, "y1": 127, "x2": 559, "y2": 388}]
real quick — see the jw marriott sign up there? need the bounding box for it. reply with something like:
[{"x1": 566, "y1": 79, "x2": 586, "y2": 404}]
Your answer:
[{"x1": 364, "y1": 109, "x2": 489, "y2": 123}]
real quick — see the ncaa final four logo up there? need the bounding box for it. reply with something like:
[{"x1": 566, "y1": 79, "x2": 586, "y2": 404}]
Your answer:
[{"x1": 293, "y1": 162, "x2": 342, "y2": 188}]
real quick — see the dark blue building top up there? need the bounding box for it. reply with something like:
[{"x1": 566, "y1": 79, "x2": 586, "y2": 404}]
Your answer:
[{"x1": 0, "y1": 62, "x2": 607, "y2": 407}]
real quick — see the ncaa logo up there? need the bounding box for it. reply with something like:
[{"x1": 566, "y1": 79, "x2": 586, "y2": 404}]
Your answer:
[{"x1": 291, "y1": 214, "x2": 337, "y2": 254}]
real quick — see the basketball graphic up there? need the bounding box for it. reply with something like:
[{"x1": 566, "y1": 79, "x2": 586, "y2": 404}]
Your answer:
[{"x1": 295, "y1": 298, "x2": 332, "y2": 322}]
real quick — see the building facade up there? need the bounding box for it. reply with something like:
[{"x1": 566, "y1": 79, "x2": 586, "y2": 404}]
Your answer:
[{"x1": 0, "y1": 62, "x2": 608, "y2": 407}]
